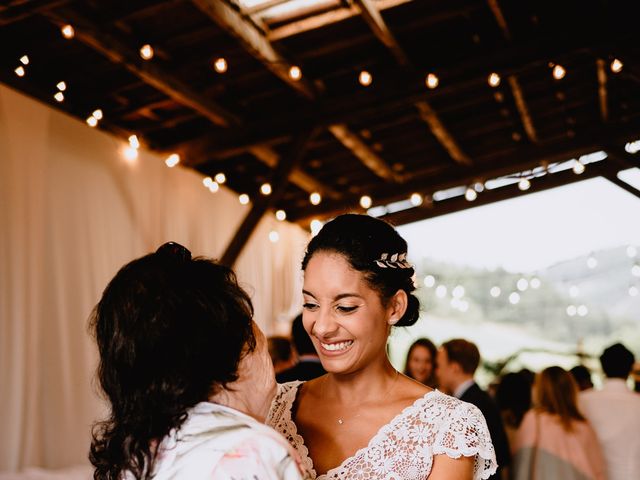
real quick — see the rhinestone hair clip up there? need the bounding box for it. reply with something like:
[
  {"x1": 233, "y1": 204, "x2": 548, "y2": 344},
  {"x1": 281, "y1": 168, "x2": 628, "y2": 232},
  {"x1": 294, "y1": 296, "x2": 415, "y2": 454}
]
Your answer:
[{"x1": 374, "y1": 252, "x2": 412, "y2": 269}]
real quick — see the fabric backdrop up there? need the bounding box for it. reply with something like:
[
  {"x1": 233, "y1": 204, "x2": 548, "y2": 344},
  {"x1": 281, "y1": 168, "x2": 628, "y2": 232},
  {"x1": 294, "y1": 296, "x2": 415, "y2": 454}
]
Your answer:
[{"x1": 0, "y1": 84, "x2": 309, "y2": 471}]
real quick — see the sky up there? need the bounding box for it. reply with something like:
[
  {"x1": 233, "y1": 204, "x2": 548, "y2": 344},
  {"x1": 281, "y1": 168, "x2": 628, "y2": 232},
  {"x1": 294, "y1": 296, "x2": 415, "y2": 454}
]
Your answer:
[{"x1": 398, "y1": 170, "x2": 640, "y2": 273}]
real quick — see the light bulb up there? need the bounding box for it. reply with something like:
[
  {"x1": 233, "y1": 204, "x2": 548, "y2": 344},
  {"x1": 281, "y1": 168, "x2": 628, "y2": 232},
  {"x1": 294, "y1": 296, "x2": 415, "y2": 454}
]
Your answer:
[
  {"x1": 123, "y1": 146, "x2": 138, "y2": 162},
  {"x1": 629, "y1": 286, "x2": 639, "y2": 297},
  {"x1": 490, "y1": 286, "x2": 501, "y2": 297},
  {"x1": 410, "y1": 193, "x2": 423, "y2": 206},
  {"x1": 566, "y1": 305, "x2": 577, "y2": 316},
  {"x1": 569, "y1": 285, "x2": 579, "y2": 298},
  {"x1": 360, "y1": 195, "x2": 372, "y2": 209},
  {"x1": 465, "y1": 187, "x2": 477, "y2": 201},
  {"x1": 509, "y1": 292, "x2": 520, "y2": 304},
  {"x1": 310, "y1": 219, "x2": 323, "y2": 235},
  {"x1": 165, "y1": 154, "x2": 180, "y2": 167},
  {"x1": 275, "y1": 209, "x2": 286, "y2": 221},
  {"x1": 92, "y1": 109, "x2": 103, "y2": 120},
  {"x1": 269, "y1": 230, "x2": 279, "y2": 243},
  {"x1": 213, "y1": 57, "x2": 227, "y2": 73},
  {"x1": 626, "y1": 245, "x2": 637, "y2": 258},
  {"x1": 518, "y1": 178, "x2": 531, "y2": 191},
  {"x1": 632, "y1": 264, "x2": 640, "y2": 277},
  {"x1": 86, "y1": 116, "x2": 98, "y2": 127},
  {"x1": 214, "y1": 172, "x2": 226, "y2": 184},
  {"x1": 203, "y1": 177, "x2": 213, "y2": 188},
  {"x1": 288, "y1": 65, "x2": 302, "y2": 81},
  {"x1": 128, "y1": 135, "x2": 140, "y2": 149},
  {"x1": 14, "y1": 66, "x2": 25, "y2": 77},
  {"x1": 425, "y1": 73, "x2": 439, "y2": 89},
  {"x1": 424, "y1": 275, "x2": 435, "y2": 288},
  {"x1": 552, "y1": 64, "x2": 566, "y2": 80},
  {"x1": 452, "y1": 285, "x2": 465, "y2": 298},
  {"x1": 611, "y1": 58, "x2": 623, "y2": 73},
  {"x1": 54, "y1": 92, "x2": 64, "y2": 102},
  {"x1": 309, "y1": 192, "x2": 322, "y2": 205},
  {"x1": 517, "y1": 278, "x2": 529, "y2": 291},
  {"x1": 573, "y1": 160, "x2": 585, "y2": 174},
  {"x1": 239, "y1": 194, "x2": 250, "y2": 205},
  {"x1": 61, "y1": 24, "x2": 75, "y2": 39},
  {"x1": 435, "y1": 285, "x2": 447, "y2": 298},
  {"x1": 530, "y1": 277, "x2": 541, "y2": 289},
  {"x1": 208, "y1": 182, "x2": 219, "y2": 193},
  {"x1": 20, "y1": 55, "x2": 29, "y2": 65},
  {"x1": 260, "y1": 183, "x2": 272, "y2": 195},
  {"x1": 359, "y1": 70, "x2": 372, "y2": 86},
  {"x1": 577, "y1": 305, "x2": 588, "y2": 317},
  {"x1": 488, "y1": 72, "x2": 501, "y2": 87},
  {"x1": 139, "y1": 44, "x2": 154, "y2": 60},
  {"x1": 587, "y1": 256, "x2": 597, "y2": 269},
  {"x1": 56, "y1": 81, "x2": 67, "y2": 91}
]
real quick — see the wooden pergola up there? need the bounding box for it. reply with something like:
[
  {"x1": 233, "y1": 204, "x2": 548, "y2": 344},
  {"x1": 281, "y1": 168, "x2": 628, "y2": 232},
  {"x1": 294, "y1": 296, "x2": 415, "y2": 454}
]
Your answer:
[{"x1": 2, "y1": 0, "x2": 639, "y2": 265}]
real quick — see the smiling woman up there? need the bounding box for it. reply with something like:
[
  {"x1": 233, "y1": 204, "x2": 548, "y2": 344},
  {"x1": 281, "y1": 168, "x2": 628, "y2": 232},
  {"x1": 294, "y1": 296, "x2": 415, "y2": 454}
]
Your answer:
[{"x1": 267, "y1": 214, "x2": 498, "y2": 480}]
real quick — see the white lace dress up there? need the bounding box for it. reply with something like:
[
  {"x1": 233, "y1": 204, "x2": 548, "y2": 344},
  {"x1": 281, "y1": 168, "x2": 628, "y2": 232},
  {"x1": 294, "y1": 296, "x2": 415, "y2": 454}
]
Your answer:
[{"x1": 267, "y1": 381, "x2": 497, "y2": 480}]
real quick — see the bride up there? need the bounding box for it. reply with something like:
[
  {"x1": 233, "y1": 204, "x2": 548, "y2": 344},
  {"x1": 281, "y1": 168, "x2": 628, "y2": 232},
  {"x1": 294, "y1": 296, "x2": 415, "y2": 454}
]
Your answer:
[{"x1": 268, "y1": 214, "x2": 497, "y2": 479}]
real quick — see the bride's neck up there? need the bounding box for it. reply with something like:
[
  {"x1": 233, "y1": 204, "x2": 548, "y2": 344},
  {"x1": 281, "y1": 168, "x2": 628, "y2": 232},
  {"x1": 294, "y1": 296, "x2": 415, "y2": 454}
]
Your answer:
[{"x1": 321, "y1": 361, "x2": 398, "y2": 404}]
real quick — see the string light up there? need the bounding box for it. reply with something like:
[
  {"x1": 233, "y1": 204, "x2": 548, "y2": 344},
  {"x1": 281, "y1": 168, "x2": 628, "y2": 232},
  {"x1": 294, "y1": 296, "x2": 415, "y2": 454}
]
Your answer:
[
  {"x1": 128, "y1": 135, "x2": 140, "y2": 149},
  {"x1": 630, "y1": 286, "x2": 639, "y2": 297},
  {"x1": 203, "y1": 177, "x2": 214, "y2": 188},
  {"x1": 566, "y1": 305, "x2": 577, "y2": 316},
  {"x1": 214, "y1": 172, "x2": 226, "y2": 184},
  {"x1": 165, "y1": 153, "x2": 180, "y2": 167},
  {"x1": 435, "y1": 285, "x2": 447, "y2": 298},
  {"x1": 359, "y1": 70, "x2": 372, "y2": 86},
  {"x1": 122, "y1": 146, "x2": 138, "y2": 162},
  {"x1": 288, "y1": 65, "x2": 302, "y2": 81},
  {"x1": 610, "y1": 58, "x2": 623, "y2": 73},
  {"x1": 632, "y1": 264, "x2": 640, "y2": 277},
  {"x1": 569, "y1": 285, "x2": 579, "y2": 298},
  {"x1": 260, "y1": 183, "x2": 272, "y2": 195},
  {"x1": 410, "y1": 193, "x2": 423, "y2": 206},
  {"x1": 269, "y1": 230, "x2": 279, "y2": 243},
  {"x1": 452, "y1": 285, "x2": 465, "y2": 298},
  {"x1": 86, "y1": 116, "x2": 98, "y2": 127},
  {"x1": 275, "y1": 209, "x2": 286, "y2": 221},
  {"x1": 92, "y1": 109, "x2": 103, "y2": 120},
  {"x1": 488, "y1": 72, "x2": 501, "y2": 87},
  {"x1": 309, "y1": 192, "x2": 322, "y2": 205},
  {"x1": 490, "y1": 286, "x2": 501, "y2": 297},
  {"x1": 509, "y1": 292, "x2": 520, "y2": 304},
  {"x1": 577, "y1": 305, "x2": 588, "y2": 317},
  {"x1": 208, "y1": 181, "x2": 219, "y2": 193},
  {"x1": 360, "y1": 195, "x2": 372, "y2": 209},
  {"x1": 530, "y1": 277, "x2": 541, "y2": 289},
  {"x1": 213, "y1": 57, "x2": 228, "y2": 73},
  {"x1": 139, "y1": 44, "x2": 154, "y2": 60},
  {"x1": 518, "y1": 178, "x2": 531, "y2": 191},
  {"x1": 54, "y1": 92, "x2": 64, "y2": 102},
  {"x1": 517, "y1": 278, "x2": 529, "y2": 291},
  {"x1": 14, "y1": 66, "x2": 25, "y2": 77},
  {"x1": 552, "y1": 64, "x2": 566, "y2": 80},
  {"x1": 425, "y1": 73, "x2": 439, "y2": 89},
  {"x1": 310, "y1": 219, "x2": 323, "y2": 235},
  {"x1": 239, "y1": 194, "x2": 250, "y2": 205},
  {"x1": 572, "y1": 159, "x2": 585, "y2": 174},
  {"x1": 56, "y1": 81, "x2": 66, "y2": 91},
  {"x1": 61, "y1": 24, "x2": 75, "y2": 39},
  {"x1": 424, "y1": 275, "x2": 435, "y2": 288},
  {"x1": 465, "y1": 187, "x2": 477, "y2": 201},
  {"x1": 20, "y1": 55, "x2": 29, "y2": 65}
]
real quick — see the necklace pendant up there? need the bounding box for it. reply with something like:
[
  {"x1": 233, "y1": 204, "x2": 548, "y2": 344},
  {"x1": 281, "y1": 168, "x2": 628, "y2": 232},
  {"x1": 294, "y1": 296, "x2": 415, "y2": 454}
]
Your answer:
[{"x1": 338, "y1": 419, "x2": 344, "y2": 425}]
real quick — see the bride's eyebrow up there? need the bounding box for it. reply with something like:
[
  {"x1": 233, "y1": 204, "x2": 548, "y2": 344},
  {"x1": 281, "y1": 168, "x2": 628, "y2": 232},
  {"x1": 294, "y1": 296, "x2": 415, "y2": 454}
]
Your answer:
[
  {"x1": 334, "y1": 293, "x2": 363, "y2": 301},
  {"x1": 302, "y1": 289, "x2": 316, "y2": 298}
]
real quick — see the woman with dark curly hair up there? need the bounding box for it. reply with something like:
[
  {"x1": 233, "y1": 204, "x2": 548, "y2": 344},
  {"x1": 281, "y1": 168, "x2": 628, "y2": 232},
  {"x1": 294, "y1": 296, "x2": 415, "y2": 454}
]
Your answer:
[
  {"x1": 89, "y1": 242, "x2": 304, "y2": 480},
  {"x1": 403, "y1": 338, "x2": 438, "y2": 388},
  {"x1": 268, "y1": 214, "x2": 497, "y2": 479}
]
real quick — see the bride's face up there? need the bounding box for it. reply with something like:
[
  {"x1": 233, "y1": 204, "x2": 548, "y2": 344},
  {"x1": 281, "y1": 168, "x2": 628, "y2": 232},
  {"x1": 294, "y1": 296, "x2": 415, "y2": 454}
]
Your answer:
[{"x1": 302, "y1": 251, "x2": 399, "y2": 375}]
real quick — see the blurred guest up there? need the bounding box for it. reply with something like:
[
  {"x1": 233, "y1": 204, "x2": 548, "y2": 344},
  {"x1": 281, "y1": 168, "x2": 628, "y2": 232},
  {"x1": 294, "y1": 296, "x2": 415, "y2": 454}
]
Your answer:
[
  {"x1": 570, "y1": 365, "x2": 594, "y2": 391},
  {"x1": 437, "y1": 339, "x2": 511, "y2": 479},
  {"x1": 580, "y1": 343, "x2": 640, "y2": 480},
  {"x1": 403, "y1": 337, "x2": 438, "y2": 388},
  {"x1": 269, "y1": 336, "x2": 296, "y2": 374},
  {"x1": 513, "y1": 366, "x2": 605, "y2": 480},
  {"x1": 495, "y1": 372, "x2": 532, "y2": 454},
  {"x1": 276, "y1": 314, "x2": 325, "y2": 383},
  {"x1": 89, "y1": 242, "x2": 304, "y2": 480}
]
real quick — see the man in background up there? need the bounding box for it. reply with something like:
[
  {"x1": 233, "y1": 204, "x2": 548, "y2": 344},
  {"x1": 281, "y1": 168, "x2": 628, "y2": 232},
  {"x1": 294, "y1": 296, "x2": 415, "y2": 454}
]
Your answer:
[
  {"x1": 436, "y1": 338, "x2": 511, "y2": 480},
  {"x1": 276, "y1": 314, "x2": 325, "y2": 383},
  {"x1": 580, "y1": 343, "x2": 640, "y2": 480}
]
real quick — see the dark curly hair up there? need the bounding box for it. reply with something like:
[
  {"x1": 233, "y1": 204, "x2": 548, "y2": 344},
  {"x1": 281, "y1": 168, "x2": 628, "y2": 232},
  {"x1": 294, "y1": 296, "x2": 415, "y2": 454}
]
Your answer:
[
  {"x1": 302, "y1": 214, "x2": 420, "y2": 327},
  {"x1": 89, "y1": 243, "x2": 255, "y2": 480}
]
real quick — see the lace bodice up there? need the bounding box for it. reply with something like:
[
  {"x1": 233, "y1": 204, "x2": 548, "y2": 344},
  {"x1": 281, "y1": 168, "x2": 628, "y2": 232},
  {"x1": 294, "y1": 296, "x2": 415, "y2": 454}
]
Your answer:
[{"x1": 267, "y1": 381, "x2": 497, "y2": 480}]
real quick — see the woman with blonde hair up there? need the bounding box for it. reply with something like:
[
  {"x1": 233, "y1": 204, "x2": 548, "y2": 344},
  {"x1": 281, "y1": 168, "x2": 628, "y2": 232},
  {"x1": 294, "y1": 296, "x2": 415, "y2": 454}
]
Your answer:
[{"x1": 512, "y1": 366, "x2": 606, "y2": 480}]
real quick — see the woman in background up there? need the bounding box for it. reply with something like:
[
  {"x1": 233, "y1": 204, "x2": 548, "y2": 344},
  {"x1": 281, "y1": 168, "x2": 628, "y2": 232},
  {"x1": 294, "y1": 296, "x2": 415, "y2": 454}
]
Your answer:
[
  {"x1": 512, "y1": 366, "x2": 605, "y2": 480},
  {"x1": 404, "y1": 337, "x2": 438, "y2": 388},
  {"x1": 90, "y1": 242, "x2": 304, "y2": 480}
]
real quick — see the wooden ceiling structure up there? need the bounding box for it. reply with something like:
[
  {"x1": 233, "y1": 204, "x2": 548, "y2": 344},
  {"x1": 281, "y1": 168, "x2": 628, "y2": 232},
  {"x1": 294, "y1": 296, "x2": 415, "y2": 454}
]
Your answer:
[{"x1": 2, "y1": 0, "x2": 640, "y2": 264}]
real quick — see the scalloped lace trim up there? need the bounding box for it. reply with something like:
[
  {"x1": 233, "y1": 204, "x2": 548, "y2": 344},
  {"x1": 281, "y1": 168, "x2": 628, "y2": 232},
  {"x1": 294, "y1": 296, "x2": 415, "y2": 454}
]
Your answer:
[{"x1": 268, "y1": 382, "x2": 498, "y2": 480}]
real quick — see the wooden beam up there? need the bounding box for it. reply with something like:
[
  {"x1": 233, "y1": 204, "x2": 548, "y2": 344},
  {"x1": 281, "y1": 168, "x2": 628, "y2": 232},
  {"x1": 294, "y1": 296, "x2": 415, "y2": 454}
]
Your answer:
[
  {"x1": 43, "y1": 8, "x2": 241, "y2": 127},
  {"x1": 192, "y1": 0, "x2": 317, "y2": 99},
  {"x1": 416, "y1": 101, "x2": 473, "y2": 166},
  {"x1": 0, "y1": 0, "x2": 68, "y2": 25},
  {"x1": 328, "y1": 124, "x2": 401, "y2": 182},
  {"x1": 487, "y1": 0, "x2": 511, "y2": 41},
  {"x1": 508, "y1": 75, "x2": 538, "y2": 142},
  {"x1": 596, "y1": 58, "x2": 609, "y2": 122},
  {"x1": 221, "y1": 128, "x2": 319, "y2": 266},
  {"x1": 604, "y1": 174, "x2": 640, "y2": 199},
  {"x1": 381, "y1": 161, "x2": 612, "y2": 226},
  {"x1": 352, "y1": 0, "x2": 410, "y2": 66},
  {"x1": 268, "y1": 0, "x2": 413, "y2": 40}
]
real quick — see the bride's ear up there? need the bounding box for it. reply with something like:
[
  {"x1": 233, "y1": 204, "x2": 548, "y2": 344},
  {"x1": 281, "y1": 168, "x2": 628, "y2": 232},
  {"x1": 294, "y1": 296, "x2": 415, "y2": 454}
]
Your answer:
[{"x1": 387, "y1": 290, "x2": 408, "y2": 325}]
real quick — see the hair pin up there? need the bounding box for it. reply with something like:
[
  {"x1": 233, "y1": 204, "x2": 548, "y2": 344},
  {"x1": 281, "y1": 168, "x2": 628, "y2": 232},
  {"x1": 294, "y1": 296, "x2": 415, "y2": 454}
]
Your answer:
[{"x1": 374, "y1": 252, "x2": 412, "y2": 269}]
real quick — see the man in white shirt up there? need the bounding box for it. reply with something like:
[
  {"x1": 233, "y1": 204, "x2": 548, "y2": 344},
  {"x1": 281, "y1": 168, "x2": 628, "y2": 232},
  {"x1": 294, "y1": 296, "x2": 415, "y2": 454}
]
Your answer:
[{"x1": 580, "y1": 343, "x2": 640, "y2": 480}]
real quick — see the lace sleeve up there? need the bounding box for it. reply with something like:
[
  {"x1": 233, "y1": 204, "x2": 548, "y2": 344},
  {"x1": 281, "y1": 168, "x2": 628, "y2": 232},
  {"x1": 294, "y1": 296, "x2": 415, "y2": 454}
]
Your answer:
[{"x1": 432, "y1": 398, "x2": 498, "y2": 480}]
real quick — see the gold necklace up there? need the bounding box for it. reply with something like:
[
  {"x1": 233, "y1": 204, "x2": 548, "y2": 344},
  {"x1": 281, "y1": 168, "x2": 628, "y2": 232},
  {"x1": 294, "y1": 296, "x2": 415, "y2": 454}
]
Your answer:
[{"x1": 332, "y1": 370, "x2": 400, "y2": 426}]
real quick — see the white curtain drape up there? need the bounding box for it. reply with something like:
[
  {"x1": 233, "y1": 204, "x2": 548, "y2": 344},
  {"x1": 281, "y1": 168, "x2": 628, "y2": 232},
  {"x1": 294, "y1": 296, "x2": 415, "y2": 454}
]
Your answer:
[{"x1": 0, "y1": 85, "x2": 309, "y2": 471}]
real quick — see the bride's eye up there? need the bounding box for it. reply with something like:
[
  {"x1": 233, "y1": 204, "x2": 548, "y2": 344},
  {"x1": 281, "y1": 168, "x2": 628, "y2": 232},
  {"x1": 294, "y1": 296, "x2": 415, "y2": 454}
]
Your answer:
[
  {"x1": 303, "y1": 302, "x2": 319, "y2": 311},
  {"x1": 336, "y1": 305, "x2": 358, "y2": 313}
]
